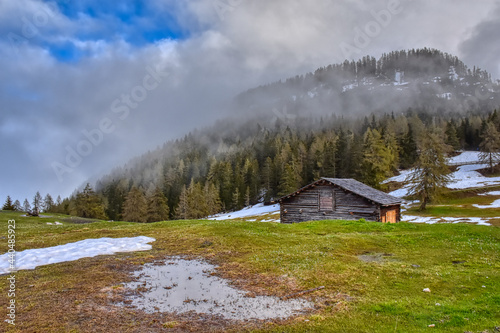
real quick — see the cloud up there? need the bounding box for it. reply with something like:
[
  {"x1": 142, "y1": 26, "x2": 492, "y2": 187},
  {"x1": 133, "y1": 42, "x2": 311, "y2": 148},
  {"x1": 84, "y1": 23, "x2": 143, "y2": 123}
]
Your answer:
[
  {"x1": 1, "y1": 0, "x2": 499, "y2": 202},
  {"x1": 459, "y1": 3, "x2": 500, "y2": 80}
]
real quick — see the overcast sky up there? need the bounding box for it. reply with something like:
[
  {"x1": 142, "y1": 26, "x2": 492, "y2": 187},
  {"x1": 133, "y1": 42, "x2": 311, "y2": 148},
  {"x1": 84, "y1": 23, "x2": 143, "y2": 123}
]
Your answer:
[{"x1": 1, "y1": 0, "x2": 499, "y2": 204}]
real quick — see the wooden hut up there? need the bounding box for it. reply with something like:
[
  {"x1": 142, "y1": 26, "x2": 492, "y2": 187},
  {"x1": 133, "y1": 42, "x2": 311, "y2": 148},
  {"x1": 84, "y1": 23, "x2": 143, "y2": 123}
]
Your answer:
[{"x1": 279, "y1": 178, "x2": 402, "y2": 224}]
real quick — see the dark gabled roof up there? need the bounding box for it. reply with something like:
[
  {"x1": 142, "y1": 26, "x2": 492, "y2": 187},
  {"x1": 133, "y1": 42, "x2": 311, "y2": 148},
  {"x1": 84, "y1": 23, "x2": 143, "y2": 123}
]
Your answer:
[{"x1": 279, "y1": 178, "x2": 402, "y2": 206}]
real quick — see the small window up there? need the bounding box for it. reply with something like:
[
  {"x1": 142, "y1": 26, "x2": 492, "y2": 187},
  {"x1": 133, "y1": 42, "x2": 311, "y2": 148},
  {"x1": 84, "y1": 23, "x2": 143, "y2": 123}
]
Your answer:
[{"x1": 319, "y1": 190, "x2": 334, "y2": 211}]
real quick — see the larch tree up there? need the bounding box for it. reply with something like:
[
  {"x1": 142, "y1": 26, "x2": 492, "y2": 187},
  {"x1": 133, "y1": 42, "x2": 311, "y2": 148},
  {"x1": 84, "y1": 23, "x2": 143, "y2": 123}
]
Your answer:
[
  {"x1": 23, "y1": 199, "x2": 31, "y2": 214},
  {"x1": 43, "y1": 194, "x2": 54, "y2": 213},
  {"x1": 407, "y1": 130, "x2": 452, "y2": 210},
  {"x1": 361, "y1": 128, "x2": 395, "y2": 189},
  {"x1": 146, "y1": 187, "x2": 170, "y2": 222},
  {"x1": 479, "y1": 121, "x2": 500, "y2": 173},
  {"x1": 13, "y1": 200, "x2": 22, "y2": 211},
  {"x1": 32, "y1": 191, "x2": 42, "y2": 216},
  {"x1": 122, "y1": 186, "x2": 147, "y2": 223},
  {"x1": 204, "y1": 182, "x2": 222, "y2": 216},
  {"x1": 175, "y1": 185, "x2": 189, "y2": 219}
]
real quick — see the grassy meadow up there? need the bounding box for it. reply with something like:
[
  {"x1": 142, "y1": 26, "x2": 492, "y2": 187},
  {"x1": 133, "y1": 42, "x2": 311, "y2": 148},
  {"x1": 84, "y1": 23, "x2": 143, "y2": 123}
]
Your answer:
[{"x1": 0, "y1": 210, "x2": 499, "y2": 332}]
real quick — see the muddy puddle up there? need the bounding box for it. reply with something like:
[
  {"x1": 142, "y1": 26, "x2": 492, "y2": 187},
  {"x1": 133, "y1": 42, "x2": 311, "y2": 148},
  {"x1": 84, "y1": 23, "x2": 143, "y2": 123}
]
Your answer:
[{"x1": 120, "y1": 257, "x2": 313, "y2": 320}]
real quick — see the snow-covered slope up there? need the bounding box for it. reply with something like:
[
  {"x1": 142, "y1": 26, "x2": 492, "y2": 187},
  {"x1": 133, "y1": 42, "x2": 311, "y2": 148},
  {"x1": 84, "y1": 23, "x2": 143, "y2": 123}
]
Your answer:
[
  {"x1": 388, "y1": 151, "x2": 500, "y2": 197},
  {"x1": 208, "y1": 203, "x2": 280, "y2": 221}
]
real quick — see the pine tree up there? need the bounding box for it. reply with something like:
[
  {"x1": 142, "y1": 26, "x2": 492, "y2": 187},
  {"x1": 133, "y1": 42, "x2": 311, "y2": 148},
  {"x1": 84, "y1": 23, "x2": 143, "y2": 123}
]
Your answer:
[
  {"x1": 122, "y1": 187, "x2": 147, "y2": 222},
  {"x1": 407, "y1": 130, "x2": 452, "y2": 210},
  {"x1": 2, "y1": 196, "x2": 14, "y2": 211},
  {"x1": 479, "y1": 121, "x2": 500, "y2": 173},
  {"x1": 146, "y1": 187, "x2": 170, "y2": 222}
]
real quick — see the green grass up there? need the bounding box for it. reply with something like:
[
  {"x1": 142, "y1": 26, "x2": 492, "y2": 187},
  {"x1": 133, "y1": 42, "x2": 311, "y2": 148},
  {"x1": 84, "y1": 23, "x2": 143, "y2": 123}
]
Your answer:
[{"x1": 0, "y1": 210, "x2": 499, "y2": 332}]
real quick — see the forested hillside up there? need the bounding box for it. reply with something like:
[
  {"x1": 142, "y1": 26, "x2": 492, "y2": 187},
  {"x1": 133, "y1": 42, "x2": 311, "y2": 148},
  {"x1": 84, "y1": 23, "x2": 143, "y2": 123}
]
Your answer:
[
  {"x1": 53, "y1": 49, "x2": 500, "y2": 222},
  {"x1": 237, "y1": 48, "x2": 498, "y2": 118}
]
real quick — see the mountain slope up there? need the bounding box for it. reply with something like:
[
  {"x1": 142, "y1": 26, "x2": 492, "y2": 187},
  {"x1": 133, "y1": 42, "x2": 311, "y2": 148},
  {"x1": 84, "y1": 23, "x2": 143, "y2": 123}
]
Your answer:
[
  {"x1": 60, "y1": 49, "x2": 500, "y2": 221},
  {"x1": 236, "y1": 48, "x2": 499, "y2": 118}
]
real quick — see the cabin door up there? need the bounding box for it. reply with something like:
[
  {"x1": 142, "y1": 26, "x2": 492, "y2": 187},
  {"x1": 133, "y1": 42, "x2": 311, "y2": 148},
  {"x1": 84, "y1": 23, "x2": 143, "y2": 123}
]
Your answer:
[{"x1": 383, "y1": 210, "x2": 397, "y2": 223}]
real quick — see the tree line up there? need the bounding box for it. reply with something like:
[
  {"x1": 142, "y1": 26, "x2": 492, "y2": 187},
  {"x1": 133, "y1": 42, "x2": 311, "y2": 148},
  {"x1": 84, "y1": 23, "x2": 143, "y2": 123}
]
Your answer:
[
  {"x1": 10, "y1": 108, "x2": 491, "y2": 221},
  {"x1": 4, "y1": 109, "x2": 498, "y2": 221}
]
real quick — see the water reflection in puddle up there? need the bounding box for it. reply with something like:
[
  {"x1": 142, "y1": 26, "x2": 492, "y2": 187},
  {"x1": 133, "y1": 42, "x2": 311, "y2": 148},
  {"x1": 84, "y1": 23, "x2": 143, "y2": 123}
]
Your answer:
[{"x1": 121, "y1": 258, "x2": 313, "y2": 320}]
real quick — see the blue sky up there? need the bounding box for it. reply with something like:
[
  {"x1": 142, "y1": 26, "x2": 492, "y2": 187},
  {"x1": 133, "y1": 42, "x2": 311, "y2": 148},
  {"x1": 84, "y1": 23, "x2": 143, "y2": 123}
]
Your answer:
[{"x1": 27, "y1": 0, "x2": 191, "y2": 62}]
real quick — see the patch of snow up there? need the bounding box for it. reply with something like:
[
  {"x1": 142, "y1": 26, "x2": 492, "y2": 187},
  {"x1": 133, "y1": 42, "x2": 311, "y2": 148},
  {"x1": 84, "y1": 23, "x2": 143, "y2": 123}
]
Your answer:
[
  {"x1": 447, "y1": 151, "x2": 482, "y2": 165},
  {"x1": 342, "y1": 83, "x2": 357, "y2": 92},
  {"x1": 403, "y1": 215, "x2": 438, "y2": 224},
  {"x1": 479, "y1": 191, "x2": 500, "y2": 196},
  {"x1": 208, "y1": 204, "x2": 280, "y2": 221},
  {"x1": 448, "y1": 164, "x2": 500, "y2": 189},
  {"x1": 307, "y1": 91, "x2": 317, "y2": 98},
  {"x1": 449, "y1": 66, "x2": 459, "y2": 81},
  {"x1": 0, "y1": 236, "x2": 155, "y2": 275},
  {"x1": 385, "y1": 169, "x2": 414, "y2": 184},
  {"x1": 473, "y1": 199, "x2": 500, "y2": 209},
  {"x1": 403, "y1": 215, "x2": 491, "y2": 226},
  {"x1": 436, "y1": 93, "x2": 452, "y2": 100}
]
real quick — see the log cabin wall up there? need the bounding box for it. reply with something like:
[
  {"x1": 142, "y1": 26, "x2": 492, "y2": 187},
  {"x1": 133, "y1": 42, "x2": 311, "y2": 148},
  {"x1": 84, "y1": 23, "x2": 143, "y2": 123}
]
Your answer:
[{"x1": 280, "y1": 184, "x2": 381, "y2": 224}]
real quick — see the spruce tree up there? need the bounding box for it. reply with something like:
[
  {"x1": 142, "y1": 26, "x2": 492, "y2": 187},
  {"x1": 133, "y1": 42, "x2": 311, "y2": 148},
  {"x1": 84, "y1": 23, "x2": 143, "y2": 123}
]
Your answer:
[
  {"x1": 74, "y1": 184, "x2": 107, "y2": 219},
  {"x1": 407, "y1": 130, "x2": 452, "y2": 210},
  {"x1": 2, "y1": 196, "x2": 14, "y2": 211},
  {"x1": 399, "y1": 125, "x2": 418, "y2": 169},
  {"x1": 122, "y1": 187, "x2": 147, "y2": 223}
]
